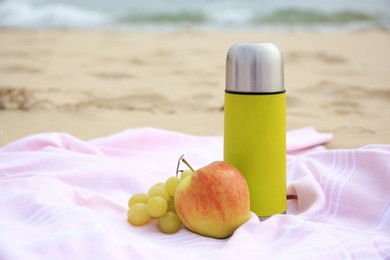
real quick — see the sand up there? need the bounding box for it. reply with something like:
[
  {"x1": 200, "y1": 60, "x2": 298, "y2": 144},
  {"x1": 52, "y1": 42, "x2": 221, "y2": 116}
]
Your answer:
[{"x1": 0, "y1": 29, "x2": 389, "y2": 148}]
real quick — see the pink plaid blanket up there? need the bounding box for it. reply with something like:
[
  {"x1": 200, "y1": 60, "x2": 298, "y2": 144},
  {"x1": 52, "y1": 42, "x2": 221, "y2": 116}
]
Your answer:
[{"x1": 0, "y1": 127, "x2": 389, "y2": 259}]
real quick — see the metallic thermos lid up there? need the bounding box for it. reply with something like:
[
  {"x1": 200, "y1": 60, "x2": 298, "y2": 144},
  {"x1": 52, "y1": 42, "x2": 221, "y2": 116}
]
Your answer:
[{"x1": 226, "y1": 42, "x2": 284, "y2": 93}]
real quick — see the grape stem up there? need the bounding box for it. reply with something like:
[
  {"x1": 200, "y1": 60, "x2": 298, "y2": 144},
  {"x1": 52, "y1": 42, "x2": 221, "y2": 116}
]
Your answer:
[
  {"x1": 181, "y1": 158, "x2": 195, "y2": 172},
  {"x1": 176, "y1": 154, "x2": 185, "y2": 177}
]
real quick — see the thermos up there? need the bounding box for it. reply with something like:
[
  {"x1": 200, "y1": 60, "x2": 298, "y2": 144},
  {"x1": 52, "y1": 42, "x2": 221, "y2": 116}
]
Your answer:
[{"x1": 224, "y1": 42, "x2": 286, "y2": 219}]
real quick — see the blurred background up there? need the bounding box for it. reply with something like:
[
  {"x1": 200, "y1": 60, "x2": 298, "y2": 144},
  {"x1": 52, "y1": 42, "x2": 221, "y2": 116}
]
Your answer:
[
  {"x1": 0, "y1": 0, "x2": 389, "y2": 148},
  {"x1": 1, "y1": 0, "x2": 389, "y2": 31}
]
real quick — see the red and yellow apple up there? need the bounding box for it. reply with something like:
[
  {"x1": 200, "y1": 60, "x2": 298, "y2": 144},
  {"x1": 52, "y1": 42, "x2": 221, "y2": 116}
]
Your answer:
[{"x1": 174, "y1": 161, "x2": 250, "y2": 239}]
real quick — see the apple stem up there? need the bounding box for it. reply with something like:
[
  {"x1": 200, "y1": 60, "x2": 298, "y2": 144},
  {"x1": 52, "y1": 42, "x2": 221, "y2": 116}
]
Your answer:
[
  {"x1": 181, "y1": 158, "x2": 195, "y2": 172},
  {"x1": 176, "y1": 154, "x2": 185, "y2": 177}
]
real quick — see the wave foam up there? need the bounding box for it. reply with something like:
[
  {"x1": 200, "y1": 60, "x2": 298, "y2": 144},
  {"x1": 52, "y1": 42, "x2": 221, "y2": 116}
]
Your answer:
[{"x1": 0, "y1": 0, "x2": 110, "y2": 28}]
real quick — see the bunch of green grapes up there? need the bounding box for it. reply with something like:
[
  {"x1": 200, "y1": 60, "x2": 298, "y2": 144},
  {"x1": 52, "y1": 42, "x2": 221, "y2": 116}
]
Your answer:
[{"x1": 127, "y1": 170, "x2": 192, "y2": 234}]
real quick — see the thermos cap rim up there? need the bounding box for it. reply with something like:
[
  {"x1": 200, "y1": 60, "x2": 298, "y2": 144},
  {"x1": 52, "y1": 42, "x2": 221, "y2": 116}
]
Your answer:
[{"x1": 225, "y1": 89, "x2": 286, "y2": 95}]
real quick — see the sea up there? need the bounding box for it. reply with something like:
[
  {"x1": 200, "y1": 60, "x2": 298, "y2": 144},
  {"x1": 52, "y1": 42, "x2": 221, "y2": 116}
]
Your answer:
[{"x1": 0, "y1": 0, "x2": 389, "y2": 31}]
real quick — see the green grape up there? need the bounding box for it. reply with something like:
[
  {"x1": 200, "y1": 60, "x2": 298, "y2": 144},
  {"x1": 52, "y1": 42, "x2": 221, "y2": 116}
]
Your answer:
[
  {"x1": 128, "y1": 193, "x2": 150, "y2": 208},
  {"x1": 158, "y1": 212, "x2": 181, "y2": 234},
  {"x1": 148, "y1": 186, "x2": 170, "y2": 201},
  {"x1": 164, "y1": 176, "x2": 181, "y2": 197},
  {"x1": 127, "y1": 203, "x2": 151, "y2": 226},
  {"x1": 150, "y1": 182, "x2": 165, "y2": 189},
  {"x1": 146, "y1": 196, "x2": 168, "y2": 218},
  {"x1": 167, "y1": 198, "x2": 176, "y2": 213},
  {"x1": 180, "y1": 170, "x2": 193, "y2": 180}
]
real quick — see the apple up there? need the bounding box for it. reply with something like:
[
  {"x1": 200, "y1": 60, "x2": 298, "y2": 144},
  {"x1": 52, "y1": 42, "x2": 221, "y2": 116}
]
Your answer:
[{"x1": 174, "y1": 160, "x2": 250, "y2": 239}]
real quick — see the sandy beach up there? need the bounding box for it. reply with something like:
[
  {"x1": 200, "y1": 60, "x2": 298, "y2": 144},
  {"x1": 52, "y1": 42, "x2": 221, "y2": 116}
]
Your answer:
[{"x1": 0, "y1": 29, "x2": 389, "y2": 148}]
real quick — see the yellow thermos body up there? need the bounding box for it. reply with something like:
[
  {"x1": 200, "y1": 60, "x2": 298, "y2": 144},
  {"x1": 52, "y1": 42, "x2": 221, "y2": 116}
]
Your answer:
[{"x1": 224, "y1": 43, "x2": 286, "y2": 218}]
